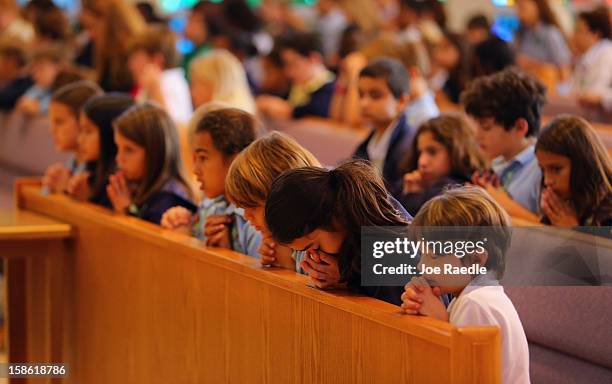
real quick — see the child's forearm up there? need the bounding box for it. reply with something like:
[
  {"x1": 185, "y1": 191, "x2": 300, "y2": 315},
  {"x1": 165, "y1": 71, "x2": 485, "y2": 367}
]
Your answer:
[
  {"x1": 504, "y1": 200, "x2": 540, "y2": 223},
  {"x1": 343, "y1": 76, "x2": 362, "y2": 126}
]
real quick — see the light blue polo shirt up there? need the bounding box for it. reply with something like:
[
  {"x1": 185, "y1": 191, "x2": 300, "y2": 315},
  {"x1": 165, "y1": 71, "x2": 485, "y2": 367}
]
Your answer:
[
  {"x1": 492, "y1": 144, "x2": 541, "y2": 214},
  {"x1": 193, "y1": 196, "x2": 262, "y2": 258}
]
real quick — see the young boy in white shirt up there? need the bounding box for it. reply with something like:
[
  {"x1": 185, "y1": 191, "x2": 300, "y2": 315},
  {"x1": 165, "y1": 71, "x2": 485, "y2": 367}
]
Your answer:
[
  {"x1": 401, "y1": 186, "x2": 530, "y2": 384},
  {"x1": 128, "y1": 25, "x2": 193, "y2": 124}
]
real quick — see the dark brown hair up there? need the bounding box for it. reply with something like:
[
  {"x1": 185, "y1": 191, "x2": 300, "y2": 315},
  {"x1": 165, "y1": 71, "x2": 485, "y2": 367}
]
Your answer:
[
  {"x1": 265, "y1": 160, "x2": 410, "y2": 286},
  {"x1": 130, "y1": 25, "x2": 178, "y2": 69},
  {"x1": 461, "y1": 67, "x2": 546, "y2": 137},
  {"x1": 405, "y1": 114, "x2": 487, "y2": 179},
  {"x1": 194, "y1": 108, "x2": 258, "y2": 157},
  {"x1": 50, "y1": 80, "x2": 104, "y2": 117},
  {"x1": 536, "y1": 115, "x2": 612, "y2": 226},
  {"x1": 113, "y1": 103, "x2": 192, "y2": 205},
  {"x1": 578, "y1": 6, "x2": 611, "y2": 40}
]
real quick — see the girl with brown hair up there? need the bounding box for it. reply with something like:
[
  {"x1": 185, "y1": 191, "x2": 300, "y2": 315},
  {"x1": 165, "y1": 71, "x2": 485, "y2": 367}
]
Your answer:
[
  {"x1": 514, "y1": 0, "x2": 571, "y2": 77},
  {"x1": 80, "y1": 0, "x2": 146, "y2": 92},
  {"x1": 108, "y1": 103, "x2": 195, "y2": 224},
  {"x1": 535, "y1": 115, "x2": 612, "y2": 227},
  {"x1": 401, "y1": 114, "x2": 487, "y2": 216},
  {"x1": 265, "y1": 160, "x2": 411, "y2": 305}
]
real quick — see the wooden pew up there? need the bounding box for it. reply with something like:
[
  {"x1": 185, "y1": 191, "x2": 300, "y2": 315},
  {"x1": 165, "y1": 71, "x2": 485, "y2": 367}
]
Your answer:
[
  {"x1": 269, "y1": 118, "x2": 370, "y2": 166},
  {"x1": 10, "y1": 179, "x2": 501, "y2": 384},
  {"x1": 0, "y1": 203, "x2": 74, "y2": 382},
  {"x1": 0, "y1": 112, "x2": 69, "y2": 176}
]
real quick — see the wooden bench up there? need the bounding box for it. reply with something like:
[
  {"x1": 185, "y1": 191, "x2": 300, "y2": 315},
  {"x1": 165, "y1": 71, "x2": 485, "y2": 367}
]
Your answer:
[
  {"x1": 8, "y1": 179, "x2": 501, "y2": 383},
  {"x1": 1, "y1": 205, "x2": 73, "y2": 380},
  {"x1": 269, "y1": 117, "x2": 370, "y2": 166},
  {"x1": 0, "y1": 112, "x2": 69, "y2": 176}
]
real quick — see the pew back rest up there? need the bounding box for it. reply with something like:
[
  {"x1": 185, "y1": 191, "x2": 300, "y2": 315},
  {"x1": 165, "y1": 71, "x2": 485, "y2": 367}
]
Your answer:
[
  {"x1": 270, "y1": 118, "x2": 370, "y2": 166},
  {"x1": 0, "y1": 112, "x2": 69, "y2": 174}
]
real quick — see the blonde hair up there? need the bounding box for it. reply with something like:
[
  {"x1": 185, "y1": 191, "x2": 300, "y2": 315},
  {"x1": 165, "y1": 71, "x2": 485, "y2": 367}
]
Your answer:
[
  {"x1": 225, "y1": 132, "x2": 320, "y2": 208},
  {"x1": 413, "y1": 186, "x2": 511, "y2": 279},
  {"x1": 189, "y1": 49, "x2": 256, "y2": 114}
]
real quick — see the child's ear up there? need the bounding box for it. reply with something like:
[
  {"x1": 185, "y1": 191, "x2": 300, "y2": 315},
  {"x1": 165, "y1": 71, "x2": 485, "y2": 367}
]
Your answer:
[
  {"x1": 470, "y1": 249, "x2": 488, "y2": 267},
  {"x1": 512, "y1": 118, "x2": 529, "y2": 138}
]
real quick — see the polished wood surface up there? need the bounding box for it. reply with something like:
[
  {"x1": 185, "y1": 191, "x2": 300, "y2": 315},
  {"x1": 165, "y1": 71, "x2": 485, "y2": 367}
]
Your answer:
[
  {"x1": 0, "y1": 209, "x2": 72, "y2": 240},
  {"x1": 10, "y1": 179, "x2": 501, "y2": 383}
]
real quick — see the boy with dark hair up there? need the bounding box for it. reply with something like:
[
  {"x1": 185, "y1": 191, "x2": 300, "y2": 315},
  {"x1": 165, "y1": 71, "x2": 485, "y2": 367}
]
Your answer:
[
  {"x1": 462, "y1": 67, "x2": 546, "y2": 221},
  {"x1": 0, "y1": 41, "x2": 33, "y2": 111},
  {"x1": 466, "y1": 14, "x2": 491, "y2": 45},
  {"x1": 127, "y1": 25, "x2": 192, "y2": 123},
  {"x1": 473, "y1": 35, "x2": 516, "y2": 77},
  {"x1": 256, "y1": 32, "x2": 335, "y2": 119},
  {"x1": 353, "y1": 57, "x2": 414, "y2": 198}
]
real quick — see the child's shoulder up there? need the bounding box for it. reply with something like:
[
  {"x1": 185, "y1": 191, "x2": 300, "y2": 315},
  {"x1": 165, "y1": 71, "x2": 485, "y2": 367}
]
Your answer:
[{"x1": 449, "y1": 285, "x2": 518, "y2": 327}]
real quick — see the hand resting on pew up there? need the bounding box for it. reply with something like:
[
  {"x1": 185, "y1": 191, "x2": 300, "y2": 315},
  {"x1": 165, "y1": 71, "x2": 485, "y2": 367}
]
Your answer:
[
  {"x1": 42, "y1": 162, "x2": 71, "y2": 194},
  {"x1": 160, "y1": 206, "x2": 197, "y2": 235},
  {"x1": 258, "y1": 234, "x2": 296, "y2": 269},
  {"x1": 66, "y1": 171, "x2": 92, "y2": 201}
]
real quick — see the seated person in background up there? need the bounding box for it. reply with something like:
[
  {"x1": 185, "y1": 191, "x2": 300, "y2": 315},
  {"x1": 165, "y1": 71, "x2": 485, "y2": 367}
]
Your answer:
[
  {"x1": 265, "y1": 160, "x2": 412, "y2": 304},
  {"x1": 160, "y1": 108, "x2": 261, "y2": 257},
  {"x1": 256, "y1": 46, "x2": 290, "y2": 99},
  {"x1": 189, "y1": 49, "x2": 256, "y2": 114},
  {"x1": 15, "y1": 45, "x2": 64, "y2": 115},
  {"x1": 472, "y1": 35, "x2": 516, "y2": 77},
  {"x1": 66, "y1": 93, "x2": 135, "y2": 207},
  {"x1": 462, "y1": 68, "x2": 545, "y2": 223},
  {"x1": 465, "y1": 14, "x2": 490, "y2": 46},
  {"x1": 513, "y1": 0, "x2": 571, "y2": 81},
  {"x1": 403, "y1": 65, "x2": 440, "y2": 130},
  {"x1": 536, "y1": 115, "x2": 612, "y2": 227},
  {"x1": 401, "y1": 114, "x2": 487, "y2": 216},
  {"x1": 108, "y1": 103, "x2": 196, "y2": 224},
  {"x1": 0, "y1": 41, "x2": 33, "y2": 111},
  {"x1": 331, "y1": 45, "x2": 438, "y2": 129},
  {"x1": 225, "y1": 131, "x2": 321, "y2": 269},
  {"x1": 429, "y1": 31, "x2": 471, "y2": 105},
  {"x1": 181, "y1": 0, "x2": 214, "y2": 79},
  {"x1": 42, "y1": 81, "x2": 103, "y2": 194},
  {"x1": 127, "y1": 25, "x2": 192, "y2": 124},
  {"x1": 313, "y1": 0, "x2": 348, "y2": 67},
  {"x1": 569, "y1": 6, "x2": 612, "y2": 114},
  {"x1": 353, "y1": 57, "x2": 415, "y2": 199},
  {"x1": 256, "y1": 32, "x2": 335, "y2": 120},
  {"x1": 0, "y1": 0, "x2": 34, "y2": 44},
  {"x1": 401, "y1": 186, "x2": 530, "y2": 384}
]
